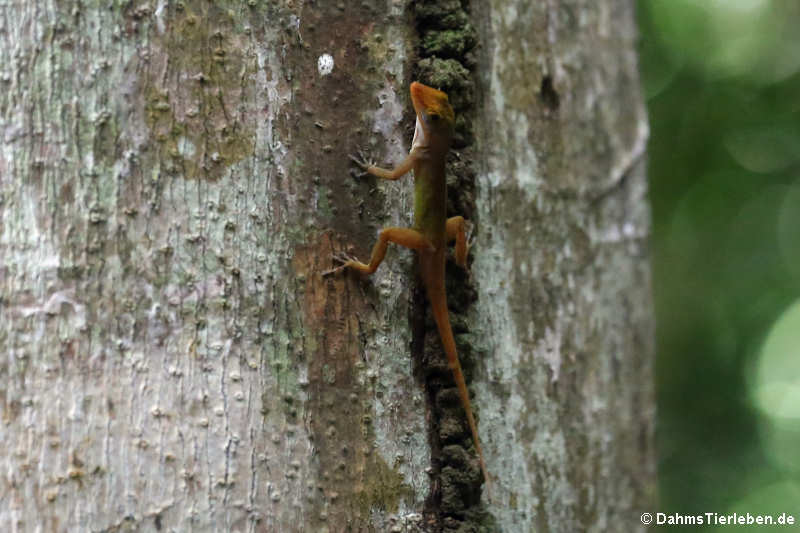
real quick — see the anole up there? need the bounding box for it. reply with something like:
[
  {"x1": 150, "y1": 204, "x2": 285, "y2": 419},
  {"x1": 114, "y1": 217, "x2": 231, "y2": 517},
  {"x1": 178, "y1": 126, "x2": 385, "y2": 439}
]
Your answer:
[{"x1": 325, "y1": 81, "x2": 488, "y2": 488}]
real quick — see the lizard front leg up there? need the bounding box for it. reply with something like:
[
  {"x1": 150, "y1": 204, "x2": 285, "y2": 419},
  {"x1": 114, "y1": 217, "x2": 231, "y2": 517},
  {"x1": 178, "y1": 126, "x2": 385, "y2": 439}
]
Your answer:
[{"x1": 349, "y1": 150, "x2": 418, "y2": 181}]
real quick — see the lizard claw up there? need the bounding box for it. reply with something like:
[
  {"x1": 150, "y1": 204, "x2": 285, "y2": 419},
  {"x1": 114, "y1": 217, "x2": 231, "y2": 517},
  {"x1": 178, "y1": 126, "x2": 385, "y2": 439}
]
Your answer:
[
  {"x1": 464, "y1": 221, "x2": 476, "y2": 259},
  {"x1": 322, "y1": 252, "x2": 358, "y2": 276},
  {"x1": 348, "y1": 149, "x2": 375, "y2": 178},
  {"x1": 464, "y1": 220, "x2": 475, "y2": 244}
]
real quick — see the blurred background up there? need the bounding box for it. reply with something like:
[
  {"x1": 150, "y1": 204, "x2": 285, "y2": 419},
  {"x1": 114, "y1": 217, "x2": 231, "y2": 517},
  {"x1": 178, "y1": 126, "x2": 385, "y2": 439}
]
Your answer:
[{"x1": 638, "y1": 0, "x2": 800, "y2": 528}]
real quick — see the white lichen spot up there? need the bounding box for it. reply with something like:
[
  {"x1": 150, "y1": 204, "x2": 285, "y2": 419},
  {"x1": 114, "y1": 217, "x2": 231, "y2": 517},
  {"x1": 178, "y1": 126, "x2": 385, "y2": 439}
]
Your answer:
[
  {"x1": 317, "y1": 54, "x2": 333, "y2": 76},
  {"x1": 317, "y1": 53, "x2": 334, "y2": 76}
]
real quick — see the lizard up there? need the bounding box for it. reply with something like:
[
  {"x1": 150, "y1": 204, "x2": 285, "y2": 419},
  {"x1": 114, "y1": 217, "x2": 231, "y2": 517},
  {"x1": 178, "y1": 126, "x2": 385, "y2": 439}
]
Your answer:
[{"x1": 324, "y1": 81, "x2": 489, "y2": 489}]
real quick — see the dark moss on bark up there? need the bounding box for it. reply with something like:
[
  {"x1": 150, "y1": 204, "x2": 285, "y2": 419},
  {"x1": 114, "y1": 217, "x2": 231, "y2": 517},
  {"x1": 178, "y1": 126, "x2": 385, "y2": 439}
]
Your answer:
[{"x1": 410, "y1": 0, "x2": 497, "y2": 530}]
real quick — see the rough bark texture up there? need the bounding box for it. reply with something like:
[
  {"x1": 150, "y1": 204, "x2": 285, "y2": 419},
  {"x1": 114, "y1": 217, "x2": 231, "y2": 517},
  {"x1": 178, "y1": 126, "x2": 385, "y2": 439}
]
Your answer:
[
  {"x1": 472, "y1": 1, "x2": 655, "y2": 531},
  {"x1": 0, "y1": 0, "x2": 654, "y2": 532},
  {"x1": 1, "y1": 1, "x2": 425, "y2": 531}
]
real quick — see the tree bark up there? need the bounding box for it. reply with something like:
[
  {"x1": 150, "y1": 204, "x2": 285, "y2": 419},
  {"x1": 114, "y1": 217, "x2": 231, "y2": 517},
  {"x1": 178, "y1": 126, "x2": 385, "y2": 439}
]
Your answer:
[
  {"x1": 0, "y1": 0, "x2": 654, "y2": 532},
  {"x1": 472, "y1": 1, "x2": 654, "y2": 531}
]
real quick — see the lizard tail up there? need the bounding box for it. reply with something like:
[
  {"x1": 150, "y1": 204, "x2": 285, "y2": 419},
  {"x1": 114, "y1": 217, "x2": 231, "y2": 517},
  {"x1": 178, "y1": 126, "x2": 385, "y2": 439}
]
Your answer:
[{"x1": 423, "y1": 268, "x2": 490, "y2": 491}]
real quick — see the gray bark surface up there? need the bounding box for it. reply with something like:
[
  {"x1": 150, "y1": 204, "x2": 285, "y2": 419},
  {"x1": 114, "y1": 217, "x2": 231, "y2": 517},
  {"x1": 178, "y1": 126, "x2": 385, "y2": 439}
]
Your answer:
[
  {"x1": 474, "y1": 1, "x2": 655, "y2": 531},
  {"x1": 0, "y1": 0, "x2": 654, "y2": 532}
]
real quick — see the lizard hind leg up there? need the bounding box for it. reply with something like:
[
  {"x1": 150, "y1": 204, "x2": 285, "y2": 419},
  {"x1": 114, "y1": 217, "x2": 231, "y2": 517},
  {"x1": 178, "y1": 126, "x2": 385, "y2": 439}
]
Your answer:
[
  {"x1": 446, "y1": 216, "x2": 469, "y2": 269},
  {"x1": 326, "y1": 227, "x2": 434, "y2": 276}
]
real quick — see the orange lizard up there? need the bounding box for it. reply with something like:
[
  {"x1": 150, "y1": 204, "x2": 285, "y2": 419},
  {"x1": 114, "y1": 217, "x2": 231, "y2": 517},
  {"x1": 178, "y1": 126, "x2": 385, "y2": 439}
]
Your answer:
[{"x1": 325, "y1": 81, "x2": 488, "y2": 489}]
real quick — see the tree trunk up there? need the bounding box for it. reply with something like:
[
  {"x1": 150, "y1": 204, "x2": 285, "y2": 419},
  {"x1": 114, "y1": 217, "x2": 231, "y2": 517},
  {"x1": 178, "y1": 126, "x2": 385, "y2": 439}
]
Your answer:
[
  {"x1": 471, "y1": 1, "x2": 655, "y2": 531},
  {"x1": 0, "y1": 1, "x2": 654, "y2": 532}
]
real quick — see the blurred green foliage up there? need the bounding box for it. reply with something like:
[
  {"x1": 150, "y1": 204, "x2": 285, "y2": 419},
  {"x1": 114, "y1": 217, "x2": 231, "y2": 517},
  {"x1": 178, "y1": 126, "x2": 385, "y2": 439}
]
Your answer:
[{"x1": 638, "y1": 0, "x2": 800, "y2": 528}]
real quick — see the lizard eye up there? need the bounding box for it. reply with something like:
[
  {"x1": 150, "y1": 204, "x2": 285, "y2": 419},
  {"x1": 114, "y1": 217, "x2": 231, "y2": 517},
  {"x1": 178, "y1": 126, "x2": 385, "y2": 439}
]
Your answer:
[{"x1": 429, "y1": 113, "x2": 440, "y2": 122}]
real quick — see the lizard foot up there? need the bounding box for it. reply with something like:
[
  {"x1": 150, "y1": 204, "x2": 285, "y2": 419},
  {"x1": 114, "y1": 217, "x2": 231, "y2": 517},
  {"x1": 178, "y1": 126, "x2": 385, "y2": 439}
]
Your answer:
[
  {"x1": 348, "y1": 149, "x2": 376, "y2": 178},
  {"x1": 452, "y1": 222, "x2": 475, "y2": 270},
  {"x1": 322, "y1": 252, "x2": 359, "y2": 276}
]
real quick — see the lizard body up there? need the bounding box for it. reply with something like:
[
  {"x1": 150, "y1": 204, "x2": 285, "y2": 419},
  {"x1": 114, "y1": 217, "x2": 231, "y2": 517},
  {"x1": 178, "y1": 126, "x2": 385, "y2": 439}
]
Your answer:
[{"x1": 326, "y1": 82, "x2": 488, "y2": 489}]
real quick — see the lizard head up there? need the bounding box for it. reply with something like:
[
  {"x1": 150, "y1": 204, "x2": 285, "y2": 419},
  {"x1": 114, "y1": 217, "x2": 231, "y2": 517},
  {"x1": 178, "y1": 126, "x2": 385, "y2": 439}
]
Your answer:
[{"x1": 410, "y1": 81, "x2": 455, "y2": 151}]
